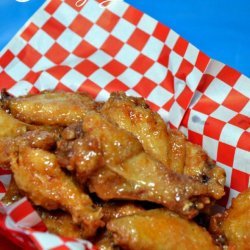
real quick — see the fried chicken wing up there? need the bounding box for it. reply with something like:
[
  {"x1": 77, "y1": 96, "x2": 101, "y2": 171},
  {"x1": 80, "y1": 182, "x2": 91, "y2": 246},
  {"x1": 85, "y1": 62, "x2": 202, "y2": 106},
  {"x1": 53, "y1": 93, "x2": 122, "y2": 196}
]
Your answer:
[
  {"x1": 10, "y1": 146, "x2": 103, "y2": 237},
  {"x1": 4, "y1": 91, "x2": 97, "y2": 126},
  {"x1": 83, "y1": 113, "x2": 216, "y2": 218},
  {"x1": 107, "y1": 209, "x2": 218, "y2": 250},
  {"x1": 210, "y1": 188, "x2": 250, "y2": 250},
  {"x1": 101, "y1": 93, "x2": 225, "y2": 200}
]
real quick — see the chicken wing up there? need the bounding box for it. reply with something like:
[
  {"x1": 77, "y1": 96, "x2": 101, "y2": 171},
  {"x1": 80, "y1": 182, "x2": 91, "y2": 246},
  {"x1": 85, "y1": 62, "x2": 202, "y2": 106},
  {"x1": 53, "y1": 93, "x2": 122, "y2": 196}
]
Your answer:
[
  {"x1": 83, "y1": 113, "x2": 216, "y2": 218},
  {"x1": 210, "y1": 188, "x2": 250, "y2": 250},
  {"x1": 10, "y1": 146, "x2": 103, "y2": 237},
  {"x1": 3, "y1": 91, "x2": 97, "y2": 126},
  {"x1": 101, "y1": 92, "x2": 225, "y2": 199},
  {"x1": 107, "y1": 209, "x2": 218, "y2": 250}
]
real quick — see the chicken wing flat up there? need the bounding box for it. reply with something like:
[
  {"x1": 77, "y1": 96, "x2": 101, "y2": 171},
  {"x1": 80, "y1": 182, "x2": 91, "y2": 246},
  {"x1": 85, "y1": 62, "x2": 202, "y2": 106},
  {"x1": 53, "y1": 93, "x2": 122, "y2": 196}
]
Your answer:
[
  {"x1": 107, "y1": 209, "x2": 218, "y2": 250},
  {"x1": 3, "y1": 91, "x2": 97, "y2": 126},
  {"x1": 10, "y1": 146, "x2": 103, "y2": 237},
  {"x1": 101, "y1": 92, "x2": 225, "y2": 200},
  {"x1": 210, "y1": 188, "x2": 250, "y2": 250},
  {"x1": 84, "y1": 113, "x2": 216, "y2": 218}
]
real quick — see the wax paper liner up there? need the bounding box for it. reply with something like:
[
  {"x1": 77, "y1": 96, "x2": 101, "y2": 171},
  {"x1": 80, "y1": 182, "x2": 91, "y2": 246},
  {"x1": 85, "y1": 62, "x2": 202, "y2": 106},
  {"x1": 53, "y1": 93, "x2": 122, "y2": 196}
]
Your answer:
[{"x1": 0, "y1": 0, "x2": 249, "y2": 249}]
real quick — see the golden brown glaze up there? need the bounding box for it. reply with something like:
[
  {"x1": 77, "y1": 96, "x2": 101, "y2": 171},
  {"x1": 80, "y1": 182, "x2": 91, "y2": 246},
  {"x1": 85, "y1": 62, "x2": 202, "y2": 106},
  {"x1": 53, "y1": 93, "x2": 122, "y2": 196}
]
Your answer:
[
  {"x1": 107, "y1": 209, "x2": 218, "y2": 250},
  {"x1": 5, "y1": 92, "x2": 97, "y2": 126},
  {"x1": 210, "y1": 188, "x2": 250, "y2": 250},
  {"x1": 10, "y1": 146, "x2": 103, "y2": 237}
]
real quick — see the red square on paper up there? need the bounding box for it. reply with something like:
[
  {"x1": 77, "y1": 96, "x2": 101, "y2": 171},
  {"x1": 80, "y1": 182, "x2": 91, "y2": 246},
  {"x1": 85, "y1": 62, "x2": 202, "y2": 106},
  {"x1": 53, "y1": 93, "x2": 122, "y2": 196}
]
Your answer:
[
  {"x1": 217, "y1": 65, "x2": 241, "y2": 87},
  {"x1": 204, "y1": 116, "x2": 225, "y2": 140},
  {"x1": 101, "y1": 35, "x2": 123, "y2": 57},
  {"x1": 237, "y1": 131, "x2": 250, "y2": 151},
  {"x1": 188, "y1": 130, "x2": 203, "y2": 146},
  {"x1": 21, "y1": 23, "x2": 39, "y2": 42},
  {"x1": 158, "y1": 45, "x2": 170, "y2": 66},
  {"x1": 193, "y1": 95, "x2": 220, "y2": 115},
  {"x1": 197, "y1": 74, "x2": 214, "y2": 93},
  {"x1": 96, "y1": 10, "x2": 120, "y2": 32},
  {"x1": 69, "y1": 15, "x2": 93, "y2": 37},
  {"x1": 229, "y1": 114, "x2": 250, "y2": 130},
  {"x1": 103, "y1": 60, "x2": 126, "y2": 77},
  {"x1": 181, "y1": 109, "x2": 191, "y2": 127},
  {"x1": 105, "y1": 79, "x2": 129, "y2": 92},
  {"x1": 77, "y1": 79, "x2": 102, "y2": 98},
  {"x1": 42, "y1": 17, "x2": 66, "y2": 39},
  {"x1": 131, "y1": 54, "x2": 154, "y2": 74},
  {"x1": 75, "y1": 60, "x2": 99, "y2": 77},
  {"x1": 133, "y1": 77, "x2": 156, "y2": 98},
  {"x1": 231, "y1": 169, "x2": 249, "y2": 192},
  {"x1": 146, "y1": 100, "x2": 160, "y2": 112},
  {"x1": 73, "y1": 40, "x2": 97, "y2": 58},
  {"x1": 175, "y1": 59, "x2": 194, "y2": 80},
  {"x1": 18, "y1": 44, "x2": 42, "y2": 68},
  {"x1": 176, "y1": 85, "x2": 193, "y2": 109},
  {"x1": 217, "y1": 142, "x2": 236, "y2": 167},
  {"x1": 47, "y1": 66, "x2": 71, "y2": 80},
  {"x1": 160, "y1": 71, "x2": 174, "y2": 93},
  {"x1": 173, "y1": 37, "x2": 188, "y2": 57},
  {"x1": 45, "y1": 43, "x2": 69, "y2": 64},
  {"x1": 10, "y1": 201, "x2": 34, "y2": 223},
  {"x1": 162, "y1": 97, "x2": 174, "y2": 112},
  {"x1": 0, "y1": 50, "x2": 15, "y2": 68},
  {"x1": 0, "y1": 71, "x2": 15, "y2": 89},
  {"x1": 222, "y1": 89, "x2": 248, "y2": 112},
  {"x1": 153, "y1": 22, "x2": 170, "y2": 42},
  {"x1": 44, "y1": 0, "x2": 61, "y2": 15},
  {"x1": 23, "y1": 71, "x2": 40, "y2": 84},
  {"x1": 127, "y1": 28, "x2": 150, "y2": 51},
  {"x1": 195, "y1": 51, "x2": 210, "y2": 72},
  {"x1": 123, "y1": 6, "x2": 143, "y2": 25}
]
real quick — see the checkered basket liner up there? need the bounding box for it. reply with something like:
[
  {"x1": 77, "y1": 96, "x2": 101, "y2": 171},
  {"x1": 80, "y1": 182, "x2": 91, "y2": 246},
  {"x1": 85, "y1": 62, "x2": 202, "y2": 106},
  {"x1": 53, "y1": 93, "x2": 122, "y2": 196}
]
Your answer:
[{"x1": 0, "y1": 0, "x2": 249, "y2": 248}]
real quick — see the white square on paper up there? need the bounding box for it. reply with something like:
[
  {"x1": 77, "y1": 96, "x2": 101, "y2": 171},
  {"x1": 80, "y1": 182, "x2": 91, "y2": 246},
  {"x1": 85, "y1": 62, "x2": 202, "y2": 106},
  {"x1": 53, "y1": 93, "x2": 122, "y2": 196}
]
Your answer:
[
  {"x1": 107, "y1": 0, "x2": 129, "y2": 17},
  {"x1": 233, "y1": 148, "x2": 250, "y2": 174},
  {"x1": 141, "y1": 36, "x2": 164, "y2": 61},
  {"x1": 62, "y1": 54, "x2": 82, "y2": 68},
  {"x1": 188, "y1": 110, "x2": 208, "y2": 134},
  {"x1": 8, "y1": 37, "x2": 26, "y2": 56},
  {"x1": 61, "y1": 69, "x2": 87, "y2": 91},
  {"x1": 147, "y1": 86, "x2": 173, "y2": 107},
  {"x1": 8, "y1": 81, "x2": 33, "y2": 97},
  {"x1": 158, "y1": 108, "x2": 170, "y2": 122},
  {"x1": 85, "y1": 25, "x2": 109, "y2": 48},
  {"x1": 202, "y1": 135, "x2": 219, "y2": 160},
  {"x1": 186, "y1": 67, "x2": 203, "y2": 92},
  {"x1": 80, "y1": 0, "x2": 104, "y2": 23},
  {"x1": 219, "y1": 123, "x2": 243, "y2": 147},
  {"x1": 88, "y1": 50, "x2": 112, "y2": 67},
  {"x1": 32, "y1": 9, "x2": 50, "y2": 28},
  {"x1": 32, "y1": 57, "x2": 55, "y2": 72},
  {"x1": 211, "y1": 105, "x2": 237, "y2": 122},
  {"x1": 204, "y1": 78, "x2": 232, "y2": 104},
  {"x1": 137, "y1": 14, "x2": 157, "y2": 35},
  {"x1": 5, "y1": 58, "x2": 30, "y2": 81},
  {"x1": 168, "y1": 51, "x2": 183, "y2": 75},
  {"x1": 29, "y1": 29, "x2": 54, "y2": 54},
  {"x1": 144, "y1": 62, "x2": 167, "y2": 84},
  {"x1": 169, "y1": 102, "x2": 184, "y2": 128},
  {"x1": 31, "y1": 232, "x2": 63, "y2": 249},
  {"x1": 184, "y1": 43, "x2": 199, "y2": 65},
  {"x1": 205, "y1": 59, "x2": 224, "y2": 76},
  {"x1": 240, "y1": 101, "x2": 250, "y2": 117},
  {"x1": 118, "y1": 68, "x2": 142, "y2": 88},
  {"x1": 165, "y1": 29, "x2": 179, "y2": 49},
  {"x1": 95, "y1": 88, "x2": 111, "y2": 102},
  {"x1": 234, "y1": 74, "x2": 250, "y2": 98},
  {"x1": 111, "y1": 18, "x2": 135, "y2": 42},
  {"x1": 115, "y1": 44, "x2": 140, "y2": 66},
  {"x1": 57, "y1": 29, "x2": 82, "y2": 52},
  {"x1": 53, "y1": 3, "x2": 78, "y2": 27},
  {"x1": 89, "y1": 69, "x2": 114, "y2": 88},
  {"x1": 34, "y1": 72, "x2": 58, "y2": 91}
]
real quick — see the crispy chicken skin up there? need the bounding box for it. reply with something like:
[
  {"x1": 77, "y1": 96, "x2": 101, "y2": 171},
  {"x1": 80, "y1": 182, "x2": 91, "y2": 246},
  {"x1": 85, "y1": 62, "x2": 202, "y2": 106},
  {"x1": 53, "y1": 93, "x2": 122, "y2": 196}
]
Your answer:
[
  {"x1": 210, "y1": 188, "x2": 250, "y2": 250},
  {"x1": 4, "y1": 91, "x2": 97, "y2": 126},
  {"x1": 101, "y1": 93, "x2": 225, "y2": 199},
  {"x1": 10, "y1": 146, "x2": 103, "y2": 237},
  {"x1": 107, "y1": 209, "x2": 219, "y2": 250},
  {"x1": 84, "y1": 113, "x2": 217, "y2": 218}
]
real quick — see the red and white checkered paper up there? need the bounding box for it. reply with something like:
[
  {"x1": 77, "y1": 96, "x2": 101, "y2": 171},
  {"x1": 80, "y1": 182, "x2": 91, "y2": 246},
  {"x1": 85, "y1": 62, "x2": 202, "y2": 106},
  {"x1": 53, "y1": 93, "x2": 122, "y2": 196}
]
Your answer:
[{"x1": 0, "y1": 0, "x2": 249, "y2": 248}]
